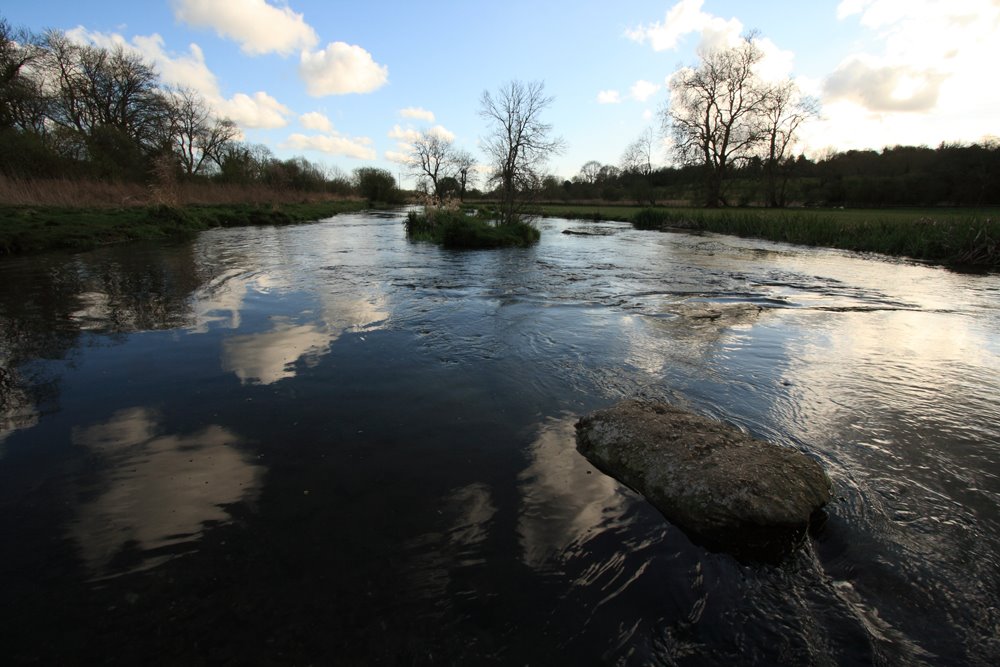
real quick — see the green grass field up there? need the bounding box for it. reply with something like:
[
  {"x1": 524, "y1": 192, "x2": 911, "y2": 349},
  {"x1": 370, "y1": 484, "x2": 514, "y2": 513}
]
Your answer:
[
  {"x1": 533, "y1": 204, "x2": 1000, "y2": 268},
  {"x1": 0, "y1": 200, "x2": 368, "y2": 257}
]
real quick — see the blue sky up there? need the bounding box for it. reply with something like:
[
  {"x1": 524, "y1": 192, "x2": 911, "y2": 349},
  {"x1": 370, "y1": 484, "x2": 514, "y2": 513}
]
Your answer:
[{"x1": 5, "y1": 1, "x2": 998, "y2": 185}]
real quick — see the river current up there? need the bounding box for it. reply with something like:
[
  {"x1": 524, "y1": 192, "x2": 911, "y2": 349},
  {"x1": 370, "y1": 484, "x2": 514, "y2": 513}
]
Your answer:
[{"x1": 1, "y1": 211, "x2": 998, "y2": 664}]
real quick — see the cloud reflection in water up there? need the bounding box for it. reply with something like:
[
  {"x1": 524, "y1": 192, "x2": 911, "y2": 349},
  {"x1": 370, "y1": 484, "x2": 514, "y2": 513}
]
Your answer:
[{"x1": 71, "y1": 407, "x2": 263, "y2": 577}]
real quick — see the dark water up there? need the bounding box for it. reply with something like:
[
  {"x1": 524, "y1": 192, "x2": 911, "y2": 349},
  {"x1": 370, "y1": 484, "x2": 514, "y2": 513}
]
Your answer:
[{"x1": 1, "y1": 211, "x2": 998, "y2": 665}]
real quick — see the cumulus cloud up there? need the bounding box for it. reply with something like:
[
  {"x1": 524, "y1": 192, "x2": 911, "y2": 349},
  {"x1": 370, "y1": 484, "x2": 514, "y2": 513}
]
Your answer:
[
  {"x1": 388, "y1": 124, "x2": 421, "y2": 143},
  {"x1": 300, "y1": 111, "x2": 333, "y2": 132},
  {"x1": 300, "y1": 42, "x2": 388, "y2": 96},
  {"x1": 597, "y1": 90, "x2": 622, "y2": 104},
  {"x1": 629, "y1": 80, "x2": 661, "y2": 102},
  {"x1": 283, "y1": 132, "x2": 376, "y2": 160},
  {"x1": 172, "y1": 0, "x2": 318, "y2": 56},
  {"x1": 217, "y1": 92, "x2": 291, "y2": 129},
  {"x1": 625, "y1": 0, "x2": 741, "y2": 51},
  {"x1": 824, "y1": 58, "x2": 945, "y2": 111},
  {"x1": 625, "y1": 1, "x2": 793, "y2": 81},
  {"x1": 384, "y1": 150, "x2": 411, "y2": 165},
  {"x1": 799, "y1": 0, "x2": 1000, "y2": 152},
  {"x1": 399, "y1": 107, "x2": 435, "y2": 122}
]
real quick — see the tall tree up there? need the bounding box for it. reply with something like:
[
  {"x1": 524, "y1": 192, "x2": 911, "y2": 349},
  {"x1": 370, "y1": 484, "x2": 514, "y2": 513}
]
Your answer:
[
  {"x1": 451, "y1": 148, "x2": 476, "y2": 201},
  {"x1": 760, "y1": 80, "x2": 817, "y2": 207},
  {"x1": 166, "y1": 87, "x2": 239, "y2": 176},
  {"x1": 479, "y1": 80, "x2": 563, "y2": 224},
  {"x1": 664, "y1": 35, "x2": 769, "y2": 207},
  {"x1": 619, "y1": 127, "x2": 655, "y2": 176},
  {"x1": 408, "y1": 129, "x2": 453, "y2": 199}
]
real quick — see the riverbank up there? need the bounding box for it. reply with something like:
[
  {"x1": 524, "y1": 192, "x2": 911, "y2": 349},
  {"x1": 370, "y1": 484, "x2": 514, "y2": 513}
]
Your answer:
[
  {"x1": 530, "y1": 204, "x2": 1000, "y2": 268},
  {"x1": 0, "y1": 200, "x2": 368, "y2": 257}
]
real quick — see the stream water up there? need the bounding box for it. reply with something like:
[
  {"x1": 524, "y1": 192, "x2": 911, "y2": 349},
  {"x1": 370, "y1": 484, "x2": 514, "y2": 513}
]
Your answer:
[{"x1": 1, "y1": 211, "x2": 998, "y2": 664}]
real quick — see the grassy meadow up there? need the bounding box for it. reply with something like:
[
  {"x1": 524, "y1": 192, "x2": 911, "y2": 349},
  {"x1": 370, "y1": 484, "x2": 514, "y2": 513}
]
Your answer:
[{"x1": 531, "y1": 204, "x2": 1000, "y2": 268}]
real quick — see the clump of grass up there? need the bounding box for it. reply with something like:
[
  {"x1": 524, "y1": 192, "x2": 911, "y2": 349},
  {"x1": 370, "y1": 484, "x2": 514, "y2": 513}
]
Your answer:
[
  {"x1": 630, "y1": 207, "x2": 1000, "y2": 268},
  {"x1": 406, "y1": 201, "x2": 539, "y2": 249}
]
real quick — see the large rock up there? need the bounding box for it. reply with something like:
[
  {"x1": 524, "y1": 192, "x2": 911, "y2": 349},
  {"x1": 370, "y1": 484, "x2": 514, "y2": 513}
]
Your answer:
[{"x1": 575, "y1": 400, "x2": 832, "y2": 561}]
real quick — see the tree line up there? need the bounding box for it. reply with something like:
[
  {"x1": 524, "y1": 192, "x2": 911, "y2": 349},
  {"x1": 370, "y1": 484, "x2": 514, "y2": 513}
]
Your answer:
[{"x1": 0, "y1": 17, "x2": 399, "y2": 202}]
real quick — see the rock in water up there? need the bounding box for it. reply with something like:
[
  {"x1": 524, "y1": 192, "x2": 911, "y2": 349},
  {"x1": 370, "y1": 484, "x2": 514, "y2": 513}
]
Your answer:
[{"x1": 575, "y1": 400, "x2": 832, "y2": 561}]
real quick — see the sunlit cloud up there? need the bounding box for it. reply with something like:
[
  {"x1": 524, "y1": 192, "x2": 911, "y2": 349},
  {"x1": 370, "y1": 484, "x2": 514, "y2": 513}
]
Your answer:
[
  {"x1": 629, "y1": 80, "x2": 660, "y2": 102},
  {"x1": 300, "y1": 111, "x2": 334, "y2": 132},
  {"x1": 299, "y1": 42, "x2": 389, "y2": 96},
  {"x1": 283, "y1": 132, "x2": 376, "y2": 160},
  {"x1": 625, "y1": 1, "x2": 793, "y2": 82},
  {"x1": 172, "y1": 0, "x2": 318, "y2": 56},
  {"x1": 217, "y1": 91, "x2": 291, "y2": 129},
  {"x1": 597, "y1": 89, "x2": 622, "y2": 104},
  {"x1": 802, "y1": 0, "x2": 1000, "y2": 152},
  {"x1": 71, "y1": 407, "x2": 262, "y2": 574},
  {"x1": 824, "y1": 58, "x2": 945, "y2": 112},
  {"x1": 625, "y1": 0, "x2": 740, "y2": 52},
  {"x1": 399, "y1": 106, "x2": 435, "y2": 122}
]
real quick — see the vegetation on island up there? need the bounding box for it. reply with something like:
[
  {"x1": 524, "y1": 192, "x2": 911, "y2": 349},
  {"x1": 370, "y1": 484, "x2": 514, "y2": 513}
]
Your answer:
[{"x1": 405, "y1": 199, "x2": 540, "y2": 249}]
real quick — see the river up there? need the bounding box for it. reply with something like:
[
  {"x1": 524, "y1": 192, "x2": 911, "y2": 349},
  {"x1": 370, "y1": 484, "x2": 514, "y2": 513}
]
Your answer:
[{"x1": 1, "y1": 211, "x2": 998, "y2": 665}]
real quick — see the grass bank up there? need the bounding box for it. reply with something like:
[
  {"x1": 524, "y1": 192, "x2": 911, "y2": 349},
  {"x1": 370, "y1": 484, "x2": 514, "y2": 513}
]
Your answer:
[
  {"x1": 405, "y1": 209, "x2": 540, "y2": 249},
  {"x1": 0, "y1": 200, "x2": 368, "y2": 257},
  {"x1": 531, "y1": 203, "x2": 999, "y2": 268}
]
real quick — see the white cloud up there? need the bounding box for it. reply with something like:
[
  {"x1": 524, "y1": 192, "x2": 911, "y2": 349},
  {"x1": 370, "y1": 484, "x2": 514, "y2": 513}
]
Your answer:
[
  {"x1": 388, "y1": 124, "x2": 421, "y2": 142},
  {"x1": 172, "y1": 0, "x2": 318, "y2": 56},
  {"x1": 597, "y1": 89, "x2": 622, "y2": 104},
  {"x1": 300, "y1": 42, "x2": 388, "y2": 96},
  {"x1": 283, "y1": 132, "x2": 376, "y2": 160},
  {"x1": 626, "y1": 1, "x2": 792, "y2": 82},
  {"x1": 625, "y1": 0, "x2": 741, "y2": 52},
  {"x1": 399, "y1": 107, "x2": 435, "y2": 122},
  {"x1": 642, "y1": 109, "x2": 655, "y2": 121},
  {"x1": 217, "y1": 92, "x2": 291, "y2": 129},
  {"x1": 803, "y1": 0, "x2": 1000, "y2": 152},
  {"x1": 384, "y1": 150, "x2": 411, "y2": 165},
  {"x1": 300, "y1": 111, "x2": 333, "y2": 132},
  {"x1": 629, "y1": 80, "x2": 661, "y2": 102},
  {"x1": 824, "y1": 58, "x2": 945, "y2": 112},
  {"x1": 427, "y1": 124, "x2": 455, "y2": 142}
]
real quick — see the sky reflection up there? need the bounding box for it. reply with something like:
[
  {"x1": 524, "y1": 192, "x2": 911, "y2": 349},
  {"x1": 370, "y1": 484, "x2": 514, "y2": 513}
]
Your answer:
[{"x1": 70, "y1": 407, "x2": 263, "y2": 576}]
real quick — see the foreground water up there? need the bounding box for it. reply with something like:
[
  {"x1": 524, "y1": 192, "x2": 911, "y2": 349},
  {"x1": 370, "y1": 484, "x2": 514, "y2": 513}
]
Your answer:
[{"x1": 1, "y1": 211, "x2": 998, "y2": 664}]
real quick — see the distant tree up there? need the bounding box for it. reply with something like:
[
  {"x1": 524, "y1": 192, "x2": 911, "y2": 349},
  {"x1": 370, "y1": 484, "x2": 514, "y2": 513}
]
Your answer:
[
  {"x1": 479, "y1": 80, "x2": 564, "y2": 224},
  {"x1": 760, "y1": 80, "x2": 818, "y2": 206},
  {"x1": 166, "y1": 87, "x2": 239, "y2": 176},
  {"x1": 664, "y1": 34, "x2": 770, "y2": 207},
  {"x1": 408, "y1": 129, "x2": 453, "y2": 199},
  {"x1": 217, "y1": 141, "x2": 273, "y2": 184},
  {"x1": 451, "y1": 148, "x2": 476, "y2": 201},
  {"x1": 353, "y1": 166, "x2": 397, "y2": 204},
  {"x1": 578, "y1": 159, "x2": 602, "y2": 184},
  {"x1": 0, "y1": 18, "x2": 46, "y2": 132},
  {"x1": 620, "y1": 127, "x2": 655, "y2": 176},
  {"x1": 437, "y1": 175, "x2": 460, "y2": 199}
]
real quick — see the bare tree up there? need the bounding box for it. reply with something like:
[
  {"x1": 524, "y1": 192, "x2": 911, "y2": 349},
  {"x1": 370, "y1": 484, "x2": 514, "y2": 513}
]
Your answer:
[
  {"x1": 761, "y1": 80, "x2": 818, "y2": 206},
  {"x1": 620, "y1": 127, "x2": 655, "y2": 176},
  {"x1": 0, "y1": 18, "x2": 47, "y2": 132},
  {"x1": 479, "y1": 80, "x2": 564, "y2": 224},
  {"x1": 41, "y1": 33, "x2": 169, "y2": 152},
  {"x1": 664, "y1": 35, "x2": 769, "y2": 207},
  {"x1": 408, "y1": 129, "x2": 453, "y2": 199},
  {"x1": 166, "y1": 87, "x2": 239, "y2": 176},
  {"x1": 577, "y1": 159, "x2": 602, "y2": 184},
  {"x1": 451, "y1": 148, "x2": 476, "y2": 201}
]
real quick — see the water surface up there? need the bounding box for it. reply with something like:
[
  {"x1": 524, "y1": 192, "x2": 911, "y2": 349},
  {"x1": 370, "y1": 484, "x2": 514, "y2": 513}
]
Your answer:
[{"x1": 1, "y1": 212, "x2": 998, "y2": 664}]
